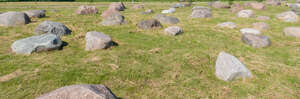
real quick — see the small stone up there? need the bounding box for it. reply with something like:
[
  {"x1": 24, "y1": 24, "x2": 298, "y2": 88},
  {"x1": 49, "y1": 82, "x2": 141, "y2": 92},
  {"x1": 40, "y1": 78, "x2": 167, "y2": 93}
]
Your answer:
[
  {"x1": 283, "y1": 27, "x2": 300, "y2": 37},
  {"x1": 24, "y1": 10, "x2": 46, "y2": 18},
  {"x1": 171, "y1": 3, "x2": 185, "y2": 8},
  {"x1": 76, "y1": 5, "x2": 98, "y2": 15},
  {"x1": 11, "y1": 34, "x2": 62, "y2": 55},
  {"x1": 85, "y1": 31, "x2": 113, "y2": 51},
  {"x1": 242, "y1": 34, "x2": 271, "y2": 48},
  {"x1": 140, "y1": 9, "x2": 153, "y2": 14},
  {"x1": 101, "y1": 9, "x2": 121, "y2": 18},
  {"x1": 0, "y1": 11, "x2": 30, "y2": 26},
  {"x1": 164, "y1": 26, "x2": 183, "y2": 36},
  {"x1": 231, "y1": 3, "x2": 244, "y2": 12},
  {"x1": 153, "y1": 14, "x2": 179, "y2": 24},
  {"x1": 35, "y1": 21, "x2": 72, "y2": 36},
  {"x1": 190, "y1": 8, "x2": 212, "y2": 18},
  {"x1": 108, "y1": 2, "x2": 126, "y2": 11},
  {"x1": 217, "y1": 22, "x2": 236, "y2": 29},
  {"x1": 252, "y1": 22, "x2": 268, "y2": 30},
  {"x1": 276, "y1": 11, "x2": 298, "y2": 22},
  {"x1": 237, "y1": 10, "x2": 254, "y2": 18},
  {"x1": 256, "y1": 16, "x2": 270, "y2": 21},
  {"x1": 192, "y1": 6, "x2": 211, "y2": 11},
  {"x1": 210, "y1": 1, "x2": 230, "y2": 8},
  {"x1": 215, "y1": 51, "x2": 252, "y2": 81},
  {"x1": 137, "y1": 19, "x2": 162, "y2": 30},
  {"x1": 161, "y1": 8, "x2": 176, "y2": 14},
  {"x1": 250, "y1": 2, "x2": 265, "y2": 10},
  {"x1": 240, "y1": 28, "x2": 261, "y2": 35},
  {"x1": 133, "y1": 4, "x2": 144, "y2": 10}
]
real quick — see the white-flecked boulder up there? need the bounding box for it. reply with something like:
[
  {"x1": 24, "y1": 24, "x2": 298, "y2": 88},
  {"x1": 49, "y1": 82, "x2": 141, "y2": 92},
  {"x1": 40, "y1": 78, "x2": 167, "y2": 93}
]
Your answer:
[
  {"x1": 137, "y1": 19, "x2": 162, "y2": 30},
  {"x1": 242, "y1": 34, "x2": 271, "y2": 48},
  {"x1": 100, "y1": 13, "x2": 126, "y2": 26},
  {"x1": 240, "y1": 28, "x2": 261, "y2": 35},
  {"x1": 35, "y1": 21, "x2": 72, "y2": 36},
  {"x1": 237, "y1": 10, "x2": 254, "y2": 18},
  {"x1": 217, "y1": 22, "x2": 236, "y2": 29},
  {"x1": 153, "y1": 14, "x2": 179, "y2": 24},
  {"x1": 24, "y1": 10, "x2": 46, "y2": 18},
  {"x1": 256, "y1": 16, "x2": 270, "y2": 20},
  {"x1": 190, "y1": 8, "x2": 212, "y2": 18},
  {"x1": 164, "y1": 26, "x2": 183, "y2": 36},
  {"x1": 76, "y1": 5, "x2": 98, "y2": 15},
  {"x1": 85, "y1": 31, "x2": 113, "y2": 51},
  {"x1": 0, "y1": 11, "x2": 30, "y2": 26},
  {"x1": 36, "y1": 84, "x2": 117, "y2": 99},
  {"x1": 215, "y1": 51, "x2": 252, "y2": 81},
  {"x1": 253, "y1": 22, "x2": 268, "y2": 30},
  {"x1": 276, "y1": 11, "x2": 298, "y2": 22},
  {"x1": 283, "y1": 27, "x2": 300, "y2": 37},
  {"x1": 11, "y1": 34, "x2": 62, "y2": 55},
  {"x1": 161, "y1": 8, "x2": 176, "y2": 14}
]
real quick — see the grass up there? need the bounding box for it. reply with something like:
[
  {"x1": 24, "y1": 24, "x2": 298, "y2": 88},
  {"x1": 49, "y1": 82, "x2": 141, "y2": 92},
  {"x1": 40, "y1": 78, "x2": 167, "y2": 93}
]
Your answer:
[{"x1": 0, "y1": 1, "x2": 300, "y2": 99}]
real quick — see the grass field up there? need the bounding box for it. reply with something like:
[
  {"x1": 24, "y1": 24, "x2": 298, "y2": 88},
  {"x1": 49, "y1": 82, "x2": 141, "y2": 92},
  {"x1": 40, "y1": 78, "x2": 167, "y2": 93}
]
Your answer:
[{"x1": 0, "y1": 2, "x2": 299, "y2": 99}]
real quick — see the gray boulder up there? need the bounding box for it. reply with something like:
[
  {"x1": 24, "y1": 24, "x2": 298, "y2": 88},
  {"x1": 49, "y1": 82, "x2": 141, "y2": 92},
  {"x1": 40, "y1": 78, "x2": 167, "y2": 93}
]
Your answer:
[
  {"x1": 100, "y1": 13, "x2": 126, "y2": 26},
  {"x1": 253, "y1": 22, "x2": 268, "y2": 30},
  {"x1": 210, "y1": 1, "x2": 230, "y2": 8},
  {"x1": 266, "y1": 0, "x2": 281, "y2": 6},
  {"x1": 137, "y1": 19, "x2": 162, "y2": 30},
  {"x1": 85, "y1": 31, "x2": 113, "y2": 51},
  {"x1": 36, "y1": 84, "x2": 117, "y2": 99},
  {"x1": 237, "y1": 10, "x2": 254, "y2": 18},
  {"x1": 161, "y1": 8, "x2": 176, "y2": 14},
  {"x1": 215, "y1": 51, "x2": 252, "y2": 81},
  {"x1": 164, "y1": 26, "x2": 183, "y2": 36},
  {"x1": 276, "y1": 11, "x2": 298, "y2": 22},
  {"x1": 24, "y1": 10, "x2": 46, "y2": 18},
  {"x1": 108, "y1": 2, "x2": 126, "y2": 11},
  {"x1": 0, "y1": 11, "x2": 30, "y2": 26},
  {"x1": 217, "y1": 22, "x2": 236, "y2": 29},
  {"x1": 231, "y1": 3, "x2": 244, "y2": 13},
  {"x1": 171, "y1": 3, "x2": 185, "y2": 8},
  {"x1": 35, "y1": 21, "x2": 72, "y2": 36},
  {"x1": 283, "y1": 27, "x2": 300, "y2": 37},
  {"x1": 11, "y1": 34, "x2": 62, "y2": 55},
  {"x1": 76, "y1": 5, "x2": 98, "y2": 15},
  {"x1": 242, "y1": 34, "x2": 270, "y2": 48},
  {"x1": 190, "y1": 8, "x2": 212, "y2": 18},
  {"x1": 153, "y1": 14, "x2": 179, "y2": 24},
  {"x1": 192, "y1": 6, "x2": 211, "y2": 11},
  {"x1": 240, "y1": 28, "x2": 261, "y2": 35}
]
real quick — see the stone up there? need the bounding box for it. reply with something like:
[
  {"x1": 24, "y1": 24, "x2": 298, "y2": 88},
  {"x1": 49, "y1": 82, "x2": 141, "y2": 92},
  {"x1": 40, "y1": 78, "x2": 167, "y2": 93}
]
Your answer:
[
  {"x1": 24, "y1": 10, "x2": 46, "y2": 18},
  {"x1": 137, "y1": 19, "x2": 162, "y2": 30},
  {"x1": 217, "y1": 22, "x2": 236, "y2": 29},
  {"x1": 276, "y1": 11, "x2": 298, "y2": 22},
  {"x1": 0, "y1": 11, "x2": 30, "y2": 26},
  {"x1": 283, "y1": 27, "x2": 300, "y2": 37},
  {"x1": 242, "y1": 34, "x2": 270, "y2": 48},
  {"x1": 11, "y1": 34, "x2": 62, "y2": 55},
  {"x1": 108, "y1": 2, "x2": 126, "y2": 11},
  {"x1": 164, "y1": 26, "x2": 183, "y2": 36},
  {"x1": 240, "y1": 28, "x2": 261, "y2": 35},
  {"x1": 256, "y1": 16, "x2": 270, "y2": 21},
  {"x1": 215, "y1": 51, "x2": 252, "y2": 81},
  {"x1": 266, "y1": 0, "x2": 281, "y2": 6},
  {"x1": 252, "y1": 22, "x2": 268, "y2": 30},
  {"x1": 190, "y1": 8, "x2": 212, "y2": 18},
  {"x1": 101, "y1": 9, "x2": 121, "y2": 18},
  {"x1": 153, "y1": 14, "x2": 179, "y2": 24},
  {"x1": 210, "y1": 1, "x2": 230, "y2": 8},
  {"x1": 161, "y1": 8, "x2": 176, "y2": 14},
  {"x1": 171, "y1": 3, "x2": 185, "y2": 8},
  {"x1": 243, "y1": 2, "x2": 252, "y2": 7},
  {"x1": 237, "y1": 10, "x2": 254, "y2": 18},
  {"x1": 35, "y1": 21, "x2": 72, "y2": 36},
  {"x1": 36, "y1": 84, "x2": 117, "y2": 99},
  {"x1": 76, "y1": 5, "x2": 98, "y2": 15},
  {"x1": 192, "y1": 6, "x2": 211, "y2": 11},
  {"x1": 100, "y1": 13, "x2": 126, "y2": 26},
  {"x1": 231, "y1": 3, "x2": 244, "y2": 12},
  {"x1": 140, "y1": 9, "x2": 153, "y2": 14},
  {"x1": 250, "y1": 2, "x2": 265, "y2": 10},
  {"x1": 296, "y1": 0, "x2": 300, "y2": 3},
  {"x1": 85, "y1": 31, "x2": 113, "y2": 51},
  {"x1": 132, "y1": 4, "x2": 144, "y2": 10}
]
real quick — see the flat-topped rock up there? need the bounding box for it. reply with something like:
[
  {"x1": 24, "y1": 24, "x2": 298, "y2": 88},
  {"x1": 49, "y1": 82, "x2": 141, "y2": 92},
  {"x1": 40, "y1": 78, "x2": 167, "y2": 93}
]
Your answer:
[
  {"x1": 253, "y1": 22, "x2": 268, "y2": 30},
  {"x1": 276, "y1": 11, "x2": 298, "y2": 22},
  {"x1": 24, "y1": 10, "x2": 46, "y2": 18},
  {"x1": 36, "y1": 84, "x2": 117, "y2": 99},
  {"x1": 153, "y1": 14, "x2": 179, "y2": 24},
  {"x1": 164, "y1": 26, "x2": 183, "y2": 36},
  {"x1": 85, "y1": 31, "x2": 113, "y2": 51},
  {"x1": 0, "y1": 11, "x2": 30, "y2": 26},
  {"x1": 215, "y1": 51, "x2": 252, "y2": 81},
  {"x1": 137, "y1": 19, "x2": 162, "y2": 30},
  {"x1": 190, "y1": 8, "x2": 212, "y2": 18},
  {"x1": 100, "y1": 13, "x2": 126, "y2": 26},
  {"x1": 35, "y1": 21, "x2": 72, "y2": 36},
  {"x1": 11, "y1": 34, "x2": 62, "y2": 55},
  {"x1": 217, "y1": 22, "x2": 236, "y2": 29},
  {"x1": 242, "y1": 34, "x2": 271, "y2": 48},
  {"x1": 76, "y1": 5, "x2": 98, "y2": 15},
  {"x1": 237, "y1": 10, "x2": 254, "y2": 18},
  {"x1": 240, "y1": 28, "x2": 261, "y2": 35},
  {"x1": 284, "y1": 27, "x2": 300, "y2": 37}
]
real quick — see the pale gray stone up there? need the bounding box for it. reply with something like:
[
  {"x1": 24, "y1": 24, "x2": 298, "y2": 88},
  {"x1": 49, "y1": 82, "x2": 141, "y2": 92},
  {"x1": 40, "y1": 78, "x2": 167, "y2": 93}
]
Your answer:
[
  {"x1": 76, "y1": 5, "x2": 98, "y2": 15},
  {"x1": 217, "y1": 22, "x2": 236, "y2": 29},
  {"x1": 237, "y1": 10, "x2": 254, "y2": 18},
  {"x1": 161, "y1": 8, "x2": 176, "y2": 14},
  {"x1": 100, "y1": 13, "x2": 126, "y2": 26},
  {"x1": 0, "y1": 11, "x2": 30, "y2": 26},
  {"x1": 192, "y1": 6, "x2": 211, "y2": 11},
  {"x1": 190, "y1": 8, "x2": 212, "y2": 18},
  {"x1": 85, "y1": 31, "x2": 113, "y2": 51},
  {"x1": 283, "y1": 27, "x2": 300, "y2": 37},
  {"x1": 240, "y1": 28, "x2": 261, "y2": 35},
  {"x1": 164, "y1": 26, "x2": 183, "y2": 36},
  {"x1": 153, "y1": 14, "x2": 179, "y2": 24},
  {"x1": 252, "y1": 22, "x2": 268, "y2": 30},
  {"x1": 242, "y1": 34, "x2": 271, "y2": 48},
  {"x1": 24, "y1": 10, "x2": 46, "y2": 18},
  {"x1": 210, "y1": 1, "x2": 230, "y2": 8},
  {"x1": 276, "y1": 11, "x2": 298, "y2": 22},
  {"x1": 256, "y1": 16, "x2": 270, "y2": 21},
  {"x1": 35, "y1": 21, "x2": 72, "y2": 36}
]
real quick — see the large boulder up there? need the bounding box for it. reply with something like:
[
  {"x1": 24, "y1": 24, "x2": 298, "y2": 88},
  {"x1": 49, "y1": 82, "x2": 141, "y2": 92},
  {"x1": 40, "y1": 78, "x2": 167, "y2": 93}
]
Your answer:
[
  {"x1": 164, "y1": 26, "x2": 183, "y2": 36},
  {"x1": 190, "y1": 8, "x2": 212, "y2": 18},
  {"x1": 217, "y1": 22, "x2": 236, "y2": 29},
  {"x1": 153, "y1": 14, "x2": 179, "y2": 24},
  {"x1": 101, "y1": 9, "x2": 121, "y2": 18},
  {"x1": 242, "y1": 34, "x2": 270, "y2": 48},
  {"x1": 0, "y1": 12, "x2": 30, "y2": 26},
  {"x1": 215, "y1": 51, "x2": 252, "y2": 81},
  {"x1": 24, "y1": 10, "x2": 46, "y2": 18},
  {"x1": 266, "y1": 0, "x2": 281, "y2": 6},
  {"x1": 35, "y1": 21, "x2": 72, "y2": 36},
  {"x1": 252, "y1": 22, "x2": 268, "y2": 30},
  {"x1": 256, "y1": 16, "x2": 270, "y2": 21},
  {"x1": 100, "y1": 13, "x2": 126, "y2": 26},
  {"x1": 210, "y1": 1, "x2": 230, "y2": 8},
  {"x1": 85, "y1": 31, "x2": 113, "y2": 51},
  {"x1": 283, "y1": 27, "x2": 300, "y2": 37},
  {"x1": 231, "y1": 3, "x2": 244, "y2": 13},
  {"x1": 108, "y1": 2, "x2": 126, "y2": 11},
  {"x1": 276, "y1": 11, "x2": 298, "y2": 22},
  {"x1": 76, "y1": 5, "x2": 98, "y2": 15},
  {"x1": 36, "y1": 84, "x2": 117, "y2": 99},
  {"x1": 240, "y1": 28, "x2": 261, "y2": 35},
  {"x1": 250, "y1": 2, "x2": 265, "y2": 10},
  {"x1": 137, "y1": 19, "x2": 162, "y2": 30},
  {"x1": 237, "y1": 10, "x2": 254, "y2": 18},
  {"x1": 161, "y1": 8, "x2": 176, "y2": 14},
  {"x1": 11, "y1": 34, "x2": 62, "y2": 55}
]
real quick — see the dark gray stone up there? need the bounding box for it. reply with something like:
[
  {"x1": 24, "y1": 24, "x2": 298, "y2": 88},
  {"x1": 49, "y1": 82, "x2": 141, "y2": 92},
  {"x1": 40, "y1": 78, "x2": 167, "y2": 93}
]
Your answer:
[
  {"x1": 242, "y1": 34, "x2": 270, "y2": 48},
  {"x1": 0, "y1": 11, "x2": 30, "y2": 26},
  {"x1": 153, "y1": 14, "x2": 179, "y2": 24},
  {"x1": 35, "y1": 21, "x2": 72, "y2": 36},
  {"x1": 137, "y1": 19, "x2": 162, "y2": 30},
  {"x1": 85, "y1": 31, "x2": 113, "y2": 51}
]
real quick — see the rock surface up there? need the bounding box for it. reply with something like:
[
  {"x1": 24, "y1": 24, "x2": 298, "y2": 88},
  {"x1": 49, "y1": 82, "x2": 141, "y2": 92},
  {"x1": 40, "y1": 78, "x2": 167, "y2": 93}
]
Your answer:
[
  {"x1": 24, "y1": 10, "x2": 46, "y2": 18},
  {"x1": 85, "y1": 31, "x2": 113, "y2": 51},
  {"x1": 256, "y1": 16, "x2": 270, "y2": 20},
  {"x1": 253, "y1": 22, "x2": 268, "y2": 30},
  {"x1": 190, "y1": 8, "x2": 212, "y2": 18},
  {"x1": 215, "y1": 51, "x2": 252, "y2": 81},
  {"x1": 0, "y1": 11, "x2": 30, "y2": 26},
  {"x1": 153, "y1": 14, "x2": 179, "y2": 24},
  {"x1": 171, "y1": 3, "x2": 185, "y2": 8},
  {"x1": 108, "y1": 2, "x2": 126, "y2": 11},
  {"x1": 240, "y1": 28, "x2": 261, "y2": 35},
  {"x1": 140, "y1": 9, "x2": 153, "y2": 14},
  {"x1": 217, "y1": 22, "x2": 236, "y2": 29},
  {"x1": 231, "y1": 3, "x2": 244, "y2": 12},
  {"x1": 161, "y1": 8, "x2": 176, "y2": 14},
  {"x1": 100, "y1": 13, "x2": 126, "y2": 26},
  {"x1": 101, "y1": 9, "x2": 121, "y2": 18},
  {"x1": 276, "y1": 11, "x2": 298, "y2": 22},
  {"x1": 210, "y1": 1, "x2": 230, "y2": 8},
  {"x1": 11, "y1": 34, "x2": 62, "y2": 55},
  {"x1": 283, "y1": 27, "x2": 300, "y2": 37},
  {"x1": 76, "y1": 5, "x2": 98, "y2": 15},
  {"x1": 266, "y1": 0, "x2": 281, "y2": 6},
  {"x1": 192, "y1": 6, "x2": 211, "y2": 11},
  {"x1": 237, "y1": 10, "x2": 254, "y2": 18},
  {"x1": 36, "y1": 84, "x2": 117, "y2": 99},
  {"x1": 137, "y1": 19, "x2": 162, "y2": 29},
  {"x1": 242, "y1": 34, "x2": 270, "y2": 48},
  {"x1": 164, "y1": 26, "x2": 183, "y2": 36},
  {"x1": 35, "y1": 21, "x2": 72, "y2": 36},
  {"x1": 250, "y1": 2, "x2": 265, "y2": 10}
]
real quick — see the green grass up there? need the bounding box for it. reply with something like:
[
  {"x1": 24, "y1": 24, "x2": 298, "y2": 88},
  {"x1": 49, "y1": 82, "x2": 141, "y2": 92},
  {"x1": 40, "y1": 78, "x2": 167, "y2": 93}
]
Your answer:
[{"x1": 0, "y1": 2, "x2": 300, "y2": 99}]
